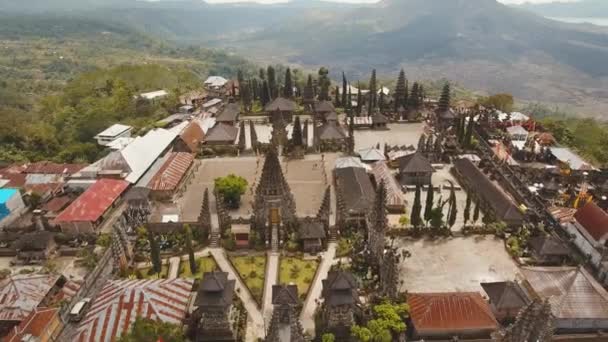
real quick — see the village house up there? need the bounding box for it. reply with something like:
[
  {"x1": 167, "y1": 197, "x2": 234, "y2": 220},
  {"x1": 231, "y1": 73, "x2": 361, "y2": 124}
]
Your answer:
[
  {"x1": 173, "y1": 121, "x2": 206, "y2": 154},
  {"x1": 191, "y1": 272, "x2": 237, "y2": 342},
  {"x1": 358, "y1": 147, "x2": 385, "y2": 164},
  {"x1": 13, "y1": 231, "x2": 57, "y2": 265},
  {"x1": 146, "y1": 152, "x2": 194, "y2": 200},
  {"x1": 94, "y1": 124, "x2": 132, "y2": 146},
  {"x1": 265, "y1": 97, "x2": 297, "y2": 123},
  {"x1": 335, "y1": 167, "x2": 375, "y2": 228},
  {"x1": 298, "y1": 218, "x2": 326, "y2": 254},
  {"x1": 54, "y1": 179, "x2": 129, "y2": 235},
  {"x1": 452, "y1": 158, "x2": 524, "y2": 226},
  {"x1": 138, "y1": 90, "x2": 169, "y2": 102},
  {"x1": 564, "y1": 202, "x2": 608, "y2": 281},
  {"x1": 480, "y1": 281, "x2": 531, "y2": 322},
  {"x1": 528, "y1": 233, "x2": 570, "y2": 265},
  {"x1": 75, "y1": 278, "x2": 193, "y2": 342},
  {"x1": 520, "y1": 266, "x2": 608, "y2": 332},
  {"x1": 408, "y1": 292, "x2": 499, "y2": 340},
  {"x1": 313, "y1": 100, "x2": 335, "y2": 118},
  {"x1": 3, "y1": 307, "x2": 63, "y2": 342},
  {"x1": 204, "y1": 76, "x2": 229, "y2": 90},
  {"x1": 315, "y1": 121, "x2": 348, "y2": 152},
  {"x1": 397, "y1": 152, "x2": 434, "y2": 186},
  {"x1": 204, "y1": 123, "x2": 239, "y2": 146},
  {"x1": 215, "y1": 103, "x2": 240, "y2": 126},
  {"x1": 0, "y1": 274, "x2": 65, "y2": 336}
]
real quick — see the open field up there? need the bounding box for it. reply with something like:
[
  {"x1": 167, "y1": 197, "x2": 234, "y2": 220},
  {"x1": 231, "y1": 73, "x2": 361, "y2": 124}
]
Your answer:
[
  {"x1": 279, "y1": 257, "x2": 319, "y2": 299},
  {"x1": 178, "y1": 257, "x2": 217, "y2": 279},
  {"x1": 230, "y1": 255, "x2": 267, "y2": 304}
]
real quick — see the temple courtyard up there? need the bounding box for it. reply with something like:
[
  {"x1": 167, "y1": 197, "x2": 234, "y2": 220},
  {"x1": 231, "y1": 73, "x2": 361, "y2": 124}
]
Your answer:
[{"x1": 395, "y1": 235, "x2": 519, "y2": 293}]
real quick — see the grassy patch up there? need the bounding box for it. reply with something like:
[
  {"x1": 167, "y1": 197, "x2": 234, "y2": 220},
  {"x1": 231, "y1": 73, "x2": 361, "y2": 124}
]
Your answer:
[
  {"x1": 279, "y1": 257, "x2": 319, "y2": 298},
  {"x1": 139, "y1": 265, "x2": 169, "y2": 279},
  {"x1": 230, "y1": 255, "x2": 267, "y2": 304},
  {"x1": 179, "y1": 257, "x2": 218, "y2": 279}
]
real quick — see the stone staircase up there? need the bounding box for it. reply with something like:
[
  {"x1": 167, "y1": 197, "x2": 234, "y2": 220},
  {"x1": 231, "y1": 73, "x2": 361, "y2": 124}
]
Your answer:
[{"x1": 209, "y1": 231, "x2": 220, "y2": 248}]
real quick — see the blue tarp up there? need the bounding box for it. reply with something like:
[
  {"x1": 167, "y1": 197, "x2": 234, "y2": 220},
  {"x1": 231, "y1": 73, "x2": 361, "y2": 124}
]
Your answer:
[{"x1": 0, "y1": 188, "x2": 17, "y2": 221}]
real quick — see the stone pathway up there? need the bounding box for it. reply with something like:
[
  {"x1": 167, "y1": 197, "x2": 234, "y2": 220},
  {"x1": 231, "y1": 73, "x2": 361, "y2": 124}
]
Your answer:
[
  {"x1": 167, "y1": 256, "x2": 181, "y2": 279},
  {"x1": 300, "y1": 242, "x2": 337, "y2": 335},
  {"x1": 262, "y1": 252, "x2": 279, "y2": 324},
  {"x1": 210, "y1": 248, "x2": 266, "y2": 339}
]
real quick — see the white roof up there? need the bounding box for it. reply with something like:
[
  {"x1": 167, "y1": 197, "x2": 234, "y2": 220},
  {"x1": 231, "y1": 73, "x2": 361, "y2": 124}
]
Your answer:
[
  {"x1": 497, "y1": 111, "x2": 530, "y2": 122},
  {"x1": 162, "y1": 214, "x2": 179, "y2": 223},
  {"x1": 107, "y1": 137, "x2": 135, "y2": 150},
  {"x1": 167, "y1": 121, "x2": 190, "y2": 135},
  {"x1": 550, "y1": 147, "x2": 596, "y2": 171},
  {"x1": 334, "y1": 157, "x2": 371, "y2": 171},
  {"x1": 506, "y1": 125, "x2": 528, "y2": 136},
  {"x1": 378, "y1": 86, "x2": 390, "y2": 95},
  {"x1": 357, "y1": 147, "x2": 386, "y2": 162},
  {"x1": 202, "y1": 98, "x2": 222, "y2": 108},
  {"x1": 138, "y1": 90, "x2": 169, "y2": 100},
  {"x1": 337, "y1": 84, "x2": 361, "y2": 95},
  {"x1": 0, "y1": 179, "x2": 8, "y2": 188},
  {"x1": 195, "y1": 118, "x2": 216, "y2": 134},
  {"x1": 204, "y1": 76, "x2": 228, "y2": 88},
  {"x1": 122, "y1": 128, "x2": 178, "y2": 183},
  {"x1": 95, "y1": 124, "x2": 132, "y2": 138}
]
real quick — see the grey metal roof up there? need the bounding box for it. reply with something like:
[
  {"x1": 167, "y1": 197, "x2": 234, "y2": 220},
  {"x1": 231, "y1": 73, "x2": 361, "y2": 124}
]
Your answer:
[
  {"x1": 335, "y1": 167, "x2": 374, "y2": 214},
  {"x1": 398, "y1": 152, "x2": 434, "y2": 174},
  {"x1": 205, "y1": 123, "x2": 238, "y2": 143}
]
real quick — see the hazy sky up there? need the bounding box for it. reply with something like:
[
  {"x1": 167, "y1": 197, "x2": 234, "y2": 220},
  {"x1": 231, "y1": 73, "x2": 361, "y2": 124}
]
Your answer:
[{"x1": 204, "y1": 0, "x2": 574, "y2": 4}]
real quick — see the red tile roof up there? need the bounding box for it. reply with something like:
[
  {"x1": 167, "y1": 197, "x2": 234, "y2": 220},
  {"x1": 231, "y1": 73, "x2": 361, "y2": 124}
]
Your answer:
[
  {"x1": 574, "y1": 202, "x2": 608, "y2": 243},
  {"x1": 55, "y1": 179, "x2": 129, "y2": 223},
  {"x1": 4, "y1": 307, "x2": 59, "y2": 341},
  {"x1": 179, "y1": 121, "x2": 205, "y2": 152},
  {"x1": 76, "y1": 279, "x2": 193, "y2": 342},
  {"x1": 42, "y1": 196, "x2": 73, "y2": 213},
  {"x1": 148, "y1": 152, "x2": 194, "y2": 192},
  {"x1": 23, "y1": 162, "x2": 86, "y2": 175},
  {"x1": 0, "y1": 173, "x2": 26, "y2": 188},
  {"x1": 408, "y1": 292, "x2": 498, "y2": 334}
]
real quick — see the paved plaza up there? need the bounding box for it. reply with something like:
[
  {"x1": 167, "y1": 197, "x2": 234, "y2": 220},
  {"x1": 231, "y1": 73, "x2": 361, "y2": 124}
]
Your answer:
[
  {"x1": 354, "y1": 122, "x2": 425, "y2": 151},
  {"x1": 396, "y1": 236, "x2": 519, "y2": 293}
]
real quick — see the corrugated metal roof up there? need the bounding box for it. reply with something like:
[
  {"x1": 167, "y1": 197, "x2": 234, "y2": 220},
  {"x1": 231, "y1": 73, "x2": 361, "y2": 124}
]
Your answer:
[
  {"x1": 75, "y1": 279, "x2": 193, "y2": 342},
  {"x1": 521, "y1": 266, "x2": 608, "y2": 320},
  {"x1": 550, "y1": 147, "x2": 596, "y2": 171},
  {"x1": 4, "y1": 307, "x2": 59, "y2": 341},
  {"x1": 55, "y1": 179, "x2": 129, "y2": 223},
  {"x1": 358, "y1": 147, "x2": 385, "y2": 162},
  {"x1": 0, "y1": 274, "x2": 59, "y2": 322},
  {"x1": 371, "y1": 161, "x2": 405, "y2": 209},
  {"x1": 408, "y1": 292, "x2": 498, "y2": 333},
  {"x1": 23, "y1": 162, "x2": 86, "y2": 175},
  {"x1": 574, "y1": 202, "x2": 608, "y2": 243},
  {"x1": 148, "y1": 153, "x2": 194, "y2": 191},
  {"x1": 95, "y1": 124, "x2": 132, "y2": 138},
  {"x1": 122, "y1": 128, "x2": 177, "y2": 183}
]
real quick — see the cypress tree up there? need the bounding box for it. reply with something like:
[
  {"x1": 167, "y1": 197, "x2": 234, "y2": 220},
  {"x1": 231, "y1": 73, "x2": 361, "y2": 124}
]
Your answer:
[
  {"x1": 292, "y1": 115, "x2": 303, "y2": 146},
  {"x1": 368, "y1": 69, "x2": 377, "y2": 116},
  {"x1": 424, "y1": 184, "x2": 435, "y2": 223},
  {"x1": 199, "y1": 188, "x2": 211, "y2": 242},
  {"x1": 379, "y1": 87, "x2": 385, "y2": 112},
  {"x1": 335, "y1": 86, "x2": 340, "y2": 107},
  {"x1": 447, "y1": 184, "x2": 458, "y2": 229},
  {"x1": 250, "y1": 120, "x2": 258, "y2": 148},
  {"x1": 342, "y1": 72, "x2": 348, "y2": 109},
  {"x1": 404, "y1": 80, "x2": 409, "y2": 108},
  {"x1": 394, "y1": 69, "x2": 407, "y2": 112},
  {"x1": 411, "y1": 185, "x2": 422, "y2": 228},
  {"x1": 347, "y1": 85, "x2": 353, "y2": 111},
  {"x1": 438, "y1": 83, "x2": 451, "y2": 113},
  {"x1": 259, "y1": 68, "x2": 265, "y2": 80},
  {"x1": 261, "y1": 80, "x2": 270, "y2": 106},
  {"x1": 302, "y1": 119, "x2": 309, "y2": 147},
  {"x1": 267, "y1": 66, "x2": 277, "y2": 99},
  {"x1": 426, "y1": 134, "x2": 434, "y2": 153},
  {"x1": 283, "y1": 67, "x2": 293, "y2": 98},
  {"x1": 356, "y1": 83, "x2": 362, "y2": 116},
  {"x1": 418, "y1": 84, "x2": 425, "y2": 106},
  {"x1": 303, "y1": 75, "x2": 314, "y2": 103},
  {"x1": 463, "y1": 192, "x2": 471, "y2": 224},
  {"x1": 184, "y1": 224, "x2": 197, "y2": 275},
  {"x1": 409, "y1": 82, "x2": 420, "y2": 109},
  {"x1": 473, "y1": 198, "x2": 481, "y2": 223},
  {"x1": 318, "y1": 67, "x2": 330, "y2": 101},
  {"x1": 252, "y1": 78, "x2": 259, "y2": 101},
  {"x1": 237, "y1": 70, "x2": 244, "y2": 91},
  {"x1": 148, "y1": 230, "x2": 162, "y2": 276},
  {"x1": 238, "y1": 120, "x2": 246, "y2": 151},
  {"x1": 241, "y1": 80, "x2": 252, "y2": 112},
  {"x1": 417, "y1": 134, "x2": 426, "y2": 153}
]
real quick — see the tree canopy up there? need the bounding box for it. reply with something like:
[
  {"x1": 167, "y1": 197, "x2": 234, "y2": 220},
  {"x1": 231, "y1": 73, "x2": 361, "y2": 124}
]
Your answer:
[
  {"x1": 118, "y1": 317, "x2": 186, "y2": 342},
  {"x1": 214, "y1": 174, "x2": 248, "y2": 208}
]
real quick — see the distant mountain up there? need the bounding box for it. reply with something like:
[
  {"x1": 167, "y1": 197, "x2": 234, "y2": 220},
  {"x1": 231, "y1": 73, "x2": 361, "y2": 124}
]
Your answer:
[
  {"x1": 517, "y1": 0, "x2": 608, "y2": 18},
  {"x1": 2, "y1": 0, "x2": 608, "y2": 114}
]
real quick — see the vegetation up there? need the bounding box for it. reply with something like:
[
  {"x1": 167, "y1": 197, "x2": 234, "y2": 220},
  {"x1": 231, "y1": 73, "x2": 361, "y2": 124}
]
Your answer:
[
  {"x1": 139, "y1": 265, "x2": 169, "y2": 280},
  {"x1": 214, "y1": 174, "x2": 248, "y2": 209},
  {"x1": 118, "y1": 317, "x2": 186, "y2": 342},
  {"x1": 184, "y1": 224, "x2": 197, "y2": 275},
  {"x1": 279, "y1": 257, "x2": 319, "y2": 297},
  {"x1": 148, "y1": 231, "x2": 162, "y2": 276},
  {"x1": 351, "y1": 301, "x2": 409, "y2": 342},
  {"x1": 481, "y1": 93, "x2": 514, "y2": 112},
  {"x1": 230, "y1": 255, "x2": 266, "y2": 304},
  {"x1": 178, "y1": 257, "x2": 217, "y2": 279},
  {"x1": 410, "y1": 186, "x2": 422, "y2": 228}
]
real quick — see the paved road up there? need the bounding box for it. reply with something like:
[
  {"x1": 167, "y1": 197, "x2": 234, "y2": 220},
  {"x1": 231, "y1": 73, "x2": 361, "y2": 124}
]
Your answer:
[
  {"x1": 210, "y1": 248, "x2": 266, "y2": 339},
  {"x1": 300, "y1": 242, "x2": 337, "y2": 335},
  {"x1": 262, "y1": 252, "x2": 279, "y2": 324}
]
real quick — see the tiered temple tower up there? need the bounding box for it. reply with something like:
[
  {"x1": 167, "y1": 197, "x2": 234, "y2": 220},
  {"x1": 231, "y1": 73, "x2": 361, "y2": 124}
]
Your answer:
[
  {"x1": 252, "y1": 147, "x2": 297, "y2": 249},
  {"x1": 265, "y1": 285, "x2": 306, "y2": 342},
  {"x1": 493, "y1": 299, "x2": 554, "y2": 342},
  {"x1": 191, "y1": 272, "x2": 237, "y2": 342},
  {"x1": 367, "y1": 182, "x2": 387, "y2": 261}
]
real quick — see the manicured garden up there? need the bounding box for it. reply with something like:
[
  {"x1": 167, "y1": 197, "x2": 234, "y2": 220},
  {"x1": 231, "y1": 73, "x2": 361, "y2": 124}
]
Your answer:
[
  {"x1": 139, "y1": 265, "x2": 169, "y2": 279},
  {"x1": 279, "y1": 257, "x2": 319, "y2": 298},
  {"x1": 179, "y1": 257, "x2": 218, "y2": 279},
  {"x1": 230, "y1": 255, "x2": 267, "y2": 304}
]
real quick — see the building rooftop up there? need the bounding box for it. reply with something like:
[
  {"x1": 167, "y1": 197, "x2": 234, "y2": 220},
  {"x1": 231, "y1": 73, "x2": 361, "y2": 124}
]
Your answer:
[
  {"x1": 506, "y1": 125, "x2": 528, "y2": 136},
  {"x1": 0, "y1": 274, "x2": 60, "y2": 323},
  {"x1": 265, "y1": 97, "x2": 297, "y2": 112},
  {"x1": 317, "y1": 122, "x2": 347, "y2": 141},
  {"x1": 76, "y1": 279, "x2": 193, "y2": 342},
  {"x1": 95, "y1": 124, "x2": 132, "y2": 138},
  {"x1": 398, "y1": 152, "x2": 434, "y2": 174},
  {"x1": 216, "y1": 103, "x2": 240, "y2": 123},
  {"x1": 3, "y1": 307, "x2": 59, "y2": 342},
  {"x1": 371, "y1": 161, "x2": 406, "y2": 209},
  {"x1": 573, "y1": 201, "x2": 608, "y2": 243},
  {"x1": 205, "y1": 123, "x2": 239, "y2": 143},
  {"x1": 299, "y1": 219, "x2": 326, "y2": 239},
  {"x1": 272, "y1": 284, "x2": 299, "y2": 306},
  {"x1": 23, "y1": 162, "x2": 86, "y2": 175},
  {"x1": 204, "y1": 76, "x2": 228, "y2": 88},
  {"x1": 408, "y1": 292, "x2": 498, "y2": 334},
  {"x1": 322, "y1": 271, "x2": 358, "y2": 307},
  {"x1": 55, "y1": 179, "x2": 129, "y2": 223},
  {"x1": 314, "y1": 100, "x2": 335, "y2": 114},
  {"x1": 358, "y1": 147, "x2": 385, "y2": 162},
  {"x1": 195, "y1": 272, "x2": 234, "y2": 309},
  {"x1": 147, "y1": 152, "x2": 194, "y2": 192},
  {"x1": 121, "y1": 128, "x2": 178, "y2": 183},
  {"x1": 138, "y1": 90, "x2": 168, "y2": 100},
  {"x1": 480, "y1": 281, "x2": 530, "y2": 311},
  {"x1": 335, "y1": 167, "x2": 375, "y2": 214},
  {"x1": 528, "y1": 234, "x2": 570, "y2": 257},
  {"x1": 550, "y1": 147, "x2": 596, "y2": 171}
]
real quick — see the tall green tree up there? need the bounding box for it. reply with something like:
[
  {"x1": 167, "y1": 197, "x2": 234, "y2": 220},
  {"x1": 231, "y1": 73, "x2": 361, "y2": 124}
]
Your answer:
[
  {"x1": 335, "y1": 86, "x2": 341, "y2": 107},
  {"x1": 237, "y1": 69, "x2": 244, "y2": 92},
  {"x1": 438, "y1": 83, "x2": 451, "y2": 113},
  {"x1": 424, "y1": 185, "x2": 435, "y2": 223},
  {"x1": 241, "y1": 80, "x2": 252, "y2": 112},
  {"x1": 184, "y1": 224, "x2": 197, "y2": 275},
  {"x1": 394, "y1": 69, "x2": 407, "y2": 112},
  {"x1": 283, "y1": 67, "x2": 293, "y2": 98},
  {"x1": 303, "y1": 74, "x2": 314, "y2": 103},
  {"x1": 463, "y1": 192, "x2": 472, "y2": 224},
  {"x1": 447, "y1": 183, "x2": 458, "y2": 229},
  {"x1": 267, "y1": 65, "x2": 278, "y2": 99},
  {"x1": 409, "y1": 82, "x2": 420, "y2": 109},
  {"x1": 464, "y1": 112, "x2": 475, "y2": 148},
  {"x1": 214, "y1": 174, "x2": 248, "y2": 209},
  {"x1": 118, "y1": 317, "x2": 186, "y2": 342},
  {"x1": 292, "y1": 115, "x2": 303, "y2": 146},
  {"x1": 411, "y1": 186, "x2": 422, "y2": 228},
  {"x1": 473, "y1": 198, "x2": 481, "y2": 223},
  {"x1": 351, "y1": 302, "x2": 408, "y2": 342},
  {"x1": 342, "y1": 72, "x2": 348, "y2": 109},
  {"x1": 259, "y1": 68, "x2": 266, "y2": 80},
  {"x1": 356, "y1": 83, "x2": 363, "y2": 116},
  {"x1": 368, "y1": 69, "x2": 377, "y2": 116},
  {"x1": 318, "y1": 67, "x2": 330, "y2": 101},
  {"x1": 147, "y1": 230, "x2": 162, "y2": 276},
  {"x1": 261, "y1": 80, "x2": 270, "y2": 106}
]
